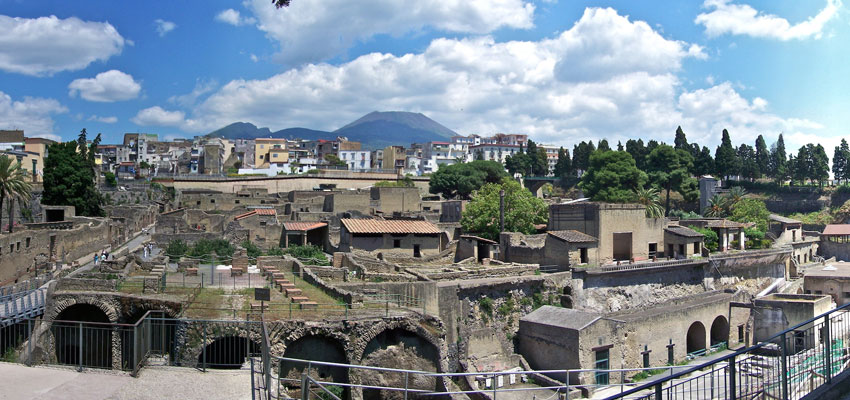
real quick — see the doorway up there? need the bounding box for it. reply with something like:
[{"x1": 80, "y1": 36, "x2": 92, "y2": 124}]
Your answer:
[{"x1": 612, "y1": 232, "x2": 632, "y2": 261}]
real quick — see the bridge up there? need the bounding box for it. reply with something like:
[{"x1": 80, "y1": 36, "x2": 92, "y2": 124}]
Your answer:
[
  {"x1": 522, "y1": 176, "x2": 558, "y2": 197},
  {"x1": 0, "y1": 274, "x2": 51, "y2": 328}
]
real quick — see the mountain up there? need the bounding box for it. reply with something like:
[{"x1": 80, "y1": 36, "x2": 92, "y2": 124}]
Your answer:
[
  {"x1": 207, "y1": 122, "x2": 273, "y2": 139},
  {"x1": 332, "y1": 111, "x2": 456, "y2": 149},
  {"x1": 207, "y1": 111, "x2": 457, "y2": 149}
]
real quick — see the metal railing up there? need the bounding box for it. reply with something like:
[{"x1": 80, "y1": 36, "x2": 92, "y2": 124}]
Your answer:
[
  {"x1": 606, "y1": 301, "x2": 850, "y2": 400},
  {"x1": 573, "y1": 258, "x2": 704, "y2": 274},
  {"x1": 0, "y1": 272, "x2": 53, "y2": 297}
]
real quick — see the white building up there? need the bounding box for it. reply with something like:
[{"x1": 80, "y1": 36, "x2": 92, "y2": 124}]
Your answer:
[{"x1": 339, "y1": 150, "x2": 371, "y2": 171}]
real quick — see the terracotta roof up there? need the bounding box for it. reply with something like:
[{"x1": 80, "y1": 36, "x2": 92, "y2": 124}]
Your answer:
[
  {"x1": 284, "y1": 222, "x2": 328, "y2": 232},
  {"x1": 547, "y1": 230, "x2": 597, "y2": 243},
  {"x1": 341, "y1": 219, "x2": 440, "y2": 234},
  {"x1": 234, "y1": 211, "x2": 257, "y2": 220},
  {"x1": 235, "y1": 208, "x2": 277, "y2": 220},
  {"x1": 665, "y1": 226, "x2": 704, "y2": 238},
  {"x1": 460, "y1": 235, "x2": 498, "y2": 244},
  {"x1": 823, "y1": 224, "x2": 850, "y2": 236},
  {"x1": 769, "y1": 214, "x2": 802, "y2": 224}
]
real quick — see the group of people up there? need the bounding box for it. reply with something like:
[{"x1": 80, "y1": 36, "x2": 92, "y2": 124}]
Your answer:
[
  {"x1": 93, "y1": 249, "x2": 110, "y2": 265},
  {"x1": 143, "y1": 243, "x2": 154, "y2": 259}
]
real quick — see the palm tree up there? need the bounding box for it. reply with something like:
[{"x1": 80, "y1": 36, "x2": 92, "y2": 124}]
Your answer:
[
  {"x1": 726, "y1": 186, "x2": 747, "y2": 205},
  {"x1": 635, "y1": 187, "x2": 663, "y2": 218},
  {"x1": 705, "y1": 194, "x2": 729, "y2": 217},
  {"x1": 0, "y1": 157, "x2": 32, "y2": 233}
]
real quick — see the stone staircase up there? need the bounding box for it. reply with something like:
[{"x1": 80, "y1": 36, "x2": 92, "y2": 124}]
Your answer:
[{"x1": 261, "y1": 266, "x2": 317, "y2": 310}]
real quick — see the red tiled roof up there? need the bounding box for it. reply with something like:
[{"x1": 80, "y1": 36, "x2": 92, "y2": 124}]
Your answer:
[
  {"x1": 234, "y1": 211, "x2": 257, "y2": 220},
  {"x1": 823, "y1": 224, "x2": 850, "y2": 236},
  {"x1": 255, "y1": 208, "x2": 276, "y2": 216},
  {"x1": 284, "y1": 222, "x2": 328, "y2": 232},
  {"x1": 341, "y1": 219, "x2": 440, "y2": 234}
]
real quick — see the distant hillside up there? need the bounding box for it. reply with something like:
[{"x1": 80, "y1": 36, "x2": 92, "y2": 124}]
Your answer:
[
  {"x1": 208, "y1": 122, "x2": 272, "y2": 139},
  {"x1": 206, "y1": 111, "x2": 457, "y2": 149}
]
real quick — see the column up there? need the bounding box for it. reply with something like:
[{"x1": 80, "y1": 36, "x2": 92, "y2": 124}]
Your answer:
[{"x1": 739, "y1": 230, "x2": 745, "y2": 250}]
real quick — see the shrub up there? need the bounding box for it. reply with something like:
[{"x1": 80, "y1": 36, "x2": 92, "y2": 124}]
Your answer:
[
  {"x1": 284, "y1": 245, "x2": 329, "y2": 266},
  {"x1": 104, "y1": 172, "x2": 117, "y2": 187},
  {"x1": 241, "y1": 240, "x2": 263, "y2": 258},
  {"x1": 266, "y1": 247, "x2": 285, "y2": 256},
  {"x1": 166, "y1": 240, "x2": 189, "y2": 257},
  {"x1": 189, "y1": 239, "x2": 235, "y2": 263},
  {"x1": 479, "y1": 296, "x2": 493, "y2": 316},
  {"x1": 694, "y1": 227, "x2": 718, "y2": 251},
  {"x1": 497, "y1": 298, "x2": 515, "y2": 316},
  {"x1": 744, "y1": 228, "x2": 771, "y2": 249}
]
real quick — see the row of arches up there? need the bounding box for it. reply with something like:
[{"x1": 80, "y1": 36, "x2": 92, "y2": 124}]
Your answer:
[
  {"x1": 686, "y1": 315, "x2": 730, "y2": 354},
  {"x1": 50, "y1": 303, "x2": 443, "y2": 399}
]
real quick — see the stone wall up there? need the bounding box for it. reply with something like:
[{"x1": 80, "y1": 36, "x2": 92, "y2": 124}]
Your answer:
[{"x1": 818, "y1": 240, "x2": 850, "y2": 262}]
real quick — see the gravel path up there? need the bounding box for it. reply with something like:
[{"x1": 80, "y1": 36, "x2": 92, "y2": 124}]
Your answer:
[{"x1": 0, "y1": 362, "x2": 252, "y2": 400}]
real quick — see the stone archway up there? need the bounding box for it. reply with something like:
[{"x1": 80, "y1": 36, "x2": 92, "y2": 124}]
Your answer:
[
  {"x1": 197, "y1": 336, "x2": 260, "y2": 369},
  {"x1": 358, "y1": 327, "x2": 442, "y2": 399},
  {"x1": 280, "y1": 335, "x2": 349, "y2": 393},
  {"x1": 687, "y1": 321, "x2": 707, "y2": 355},
  {"x1": 53, "y1": 303, "x2": 113, "y2": 369},
  {"x1": 710, "y1": 315, "x2": 730, "y2": 347}
]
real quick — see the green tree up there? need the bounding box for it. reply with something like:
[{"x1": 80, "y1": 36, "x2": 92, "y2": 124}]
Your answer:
[
  {"x1": 104, "y1": 172, "x2": 117, "y2": 187},
  {"x1": 705, "y1": 194, "x2": 729, "y2": 217},
  {"x1": 461, "y1": 178, "x2": 548, "y2": 240},
  {"x1": 770, "y1": 134, "x2": 788, "y2": 183},
  {"x1": 553, "y1": 147, "x2": 572, "y2": 178},
  {"x1": 793, "y1": 146, "x2": 811, "y2": 185},
  {"x1": 505, "y1": 152, "x2": 531, "y2": 176},
  {"x1": 811, "y1": 144, "x2": 830, "y2": 186},
  {"x1": 625, "y1": 139, "x2": 647, "y2": 170},
  {"x1": 634, "y1": 187, "x2": 663, "y2": 218},
  {"x1": 597, "y1": 139, "x2": 611, "y2": 152},
  {"x1": 834, "y1": 139, "x2": 850, "y2": 185},
  {"x1": 572, "y1": 141, "x2": 595, "y2": 174},
  {"x1": 714, "y1": 129, "x2": 738, "y2": 181},
  {"x1": 241, "y1": 240, "x2": 263, "y2": 258},
  {"x1": 737, "y1": 144, "x2": 759, "y2": 181},
  {"x1": 674, "y1": 126, "x2": 689, "y2": 151},
  {"x1": 43, "y1": 130, "x2": 103, "y2": 217},
  {"x1": 730, "y1": 198, "x2": 770, "y2": 231},
  {"x1": 645, "y1": 144, "x2": 696, "y2": 216},
  {"x1": 694, "y1": 146, "x2": 715, "y2": 177},
  {"x1": 579, "y1": 150, "x2": 647, "y2": 203},
  {"x1": 525, "y1": 140, "x2": 548, "y2": 176},
  {"x1": 0, "y1": 157, "x2": 32, "y2": 233},
  {"x1": 324, "y1": 154, "x2": 347, "y2": 168},
  {"x1": 693, "y1": 227, "x2": 718, "y2": 251},
  {"x1": 429, "y1": 160, "x2": 508, "y2": 199},
  {"x1": 755, "y1": 135, "x2": 769, "y2": 178}
]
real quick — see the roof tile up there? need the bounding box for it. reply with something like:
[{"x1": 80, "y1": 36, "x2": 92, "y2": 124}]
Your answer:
[
  {"x1": 547, "y1": 230, "x2": 597, "y2": 243},
  {"x1": 341, "y1": 219, "x2": 440, "y2": 234}
]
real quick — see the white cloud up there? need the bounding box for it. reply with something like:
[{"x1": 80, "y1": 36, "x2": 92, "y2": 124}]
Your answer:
[
  {"x1": 246, "y1": 0, "x2": 536, "y2": 64},
  {"x1": 250, "y1": 54, "x2": 259, "y2": 63},
  {"x1": 68, "y1": 70, "x2": 142, "y2": 102},
  {"x1": 0, "y1": 15, "x2": 125, "y2": 76},
  {"x1": 215, "y1": 9, "x2": 256, "y2": 26},
  {"x1": 154, "y1": 19, "x2": 176, "y2": 37},
  {"x1": 168, "y1": 79, "x2": 218, "y2": 108},
  {"x1": 0, "y1": 91, "x2": 67, "y2": 136},
  {"x1": 88, "y1": 115, "x2": 118, "y2": 124},
  {"x1": 149, "y1": 6, "x2": 820, "y2": 151},
  {"x1": 131, "y1": 106, "x2": 188, "y2": 127},
  {"x1": 695, "y1": 0, "x2": 842, "y2": 40}
]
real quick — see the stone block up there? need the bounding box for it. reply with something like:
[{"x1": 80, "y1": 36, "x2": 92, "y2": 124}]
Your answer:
[
  {"x1": 299, "y1": 301, "x2": 318, "y2": 309},
  {"x1": 285, "y1": 288, "x2": 303, "y2": 297},
  {"x1": 290, "y1": 296, "x2": 309, "y2": 303}
]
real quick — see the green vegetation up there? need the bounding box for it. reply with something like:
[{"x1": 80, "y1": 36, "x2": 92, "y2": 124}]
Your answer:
[
  {"x1": 744, "y1": 228, "x2": 770, "y2": 249},
  {"x1": 579, "y1": 150, "x2": 647, "y2": 203},
  {"x1": 730, "y1": 198, "x2": 770, "y2": 231},
  {"x1": 266, "y1": 247, "x2": 285, "y2": 256},
  {"x1": 324, "y1": 154, "x2": 347, "y2": 168},
  {"x1": 631, "y1": 369, "x2": 666, "y2": 382},
  {"x1": 668, "y1": 210, "x2": 701, "y2": 220},
  {"x1": 139, "y1": 161, "x2": 151, "y2": 169},
  {"x1": 429, "y1": 160, "x2": 508, "y2": 200},
  {"x1": 788, "y1": 209, "x2": 834, "y2": 226},
  {"x1": 317, "y1": 385, "x2": 344, "y2": 400},
  {"x1": 0, "y1": 156, "x2": 32, "y2": 233},
  {"x1": 505, "y1": 139, "x2": 548, "y2": 176},
  {"x1": 165, "y1": 239, "x2": 190, "y2": 258},
  {"x1": 694, "y1": 227, "x2": 718, "y2": 252},
  {"x1": 461, "y1": 178, "x2": 547, "y2": 240},
  {"x1": 241, "y1": 240, "x2": 263, "y2": 258},
  {"x1": 43, "y1": 129, "x2": 103, "y2": 217},
  {"x1": 645, "y1": 144, "x2": 697, "y2": 216},
  {"x1": 479, "y1": 296, "x2": 493, "y2": 316},
  {"x1": 497, "y1": 298, "x2": 515, "y2": 316},
  {"x1": 634, "y1": 187, "x2": 663, "y2": 218},
  {"x1": 283, "y1": 244, "x2": 329, "y2": 265},
  {"x1": 374, "y1": 176, "x2": 414, "y2": 187},
  {"x1": 104, "y1": 171, "x2": 117, "y2": 187},
  {"x1": 188, "y1": 239, "x2": 235, "y2": 263}
]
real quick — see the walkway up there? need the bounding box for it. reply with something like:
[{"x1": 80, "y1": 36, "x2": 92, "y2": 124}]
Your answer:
[
  {"x1": 0, "y1": 362, "x2": 250, "y2": 400},
  {"x1": 67, "y1": 226, "x2": 155, "y2": 279},
  {"x1": 0, "y1": 288, "x2": 47, "y2": 328}
]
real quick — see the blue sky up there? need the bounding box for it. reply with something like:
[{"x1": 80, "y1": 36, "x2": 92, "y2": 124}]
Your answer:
[{"x1": 0, "y1": 0, "x2": 846, "y2": 153}]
